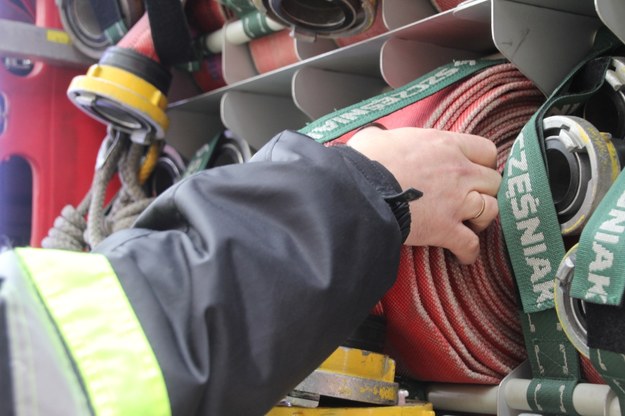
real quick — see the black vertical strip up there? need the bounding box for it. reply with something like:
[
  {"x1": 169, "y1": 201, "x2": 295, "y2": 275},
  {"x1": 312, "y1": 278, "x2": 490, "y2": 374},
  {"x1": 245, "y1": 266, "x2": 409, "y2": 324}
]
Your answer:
[
  {"x1": 587, "y1": 302, "x2": 625, "y2": 353},
  {"x1": 144, "y1": 0, "x2": 196, "y2": 67},
  {"x1": 0, "y1": 278, "x2": 15, "y2": 416}
]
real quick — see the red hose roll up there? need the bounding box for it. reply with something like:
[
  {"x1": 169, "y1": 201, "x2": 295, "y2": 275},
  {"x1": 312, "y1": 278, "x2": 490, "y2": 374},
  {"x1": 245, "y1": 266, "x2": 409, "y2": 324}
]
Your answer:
[
  {"x1": 186, "y1": 0, "x2": 228, "y2": 34},
  {"x1": 330, "y1": 62, "x2": 545, "y2": 384},
  {"x1": 249, "y1": 29, "x2": 299, "y2": 74},
  {"x1": 193, "y1": 53, "x2": 227, "y2": 91}
]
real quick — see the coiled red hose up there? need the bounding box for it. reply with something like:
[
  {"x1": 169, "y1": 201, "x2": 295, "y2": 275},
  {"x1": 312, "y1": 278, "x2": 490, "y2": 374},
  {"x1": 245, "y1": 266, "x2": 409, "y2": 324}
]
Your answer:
[{"x1": 331, "y1": 62, "x2": 544, "y2": 383}]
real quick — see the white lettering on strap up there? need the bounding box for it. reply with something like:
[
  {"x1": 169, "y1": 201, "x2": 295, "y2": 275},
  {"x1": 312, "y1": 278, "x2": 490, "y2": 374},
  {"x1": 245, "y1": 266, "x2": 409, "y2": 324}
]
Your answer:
[
  {"x1": 506, "y1": 134, "x2": 553, "y2": 307},
  {"x1": 585, "y1": 192, "x2": 625, "y2": 304},
  {"x1": 306, "y1": 64, "x2": 469, "y2": 140}
]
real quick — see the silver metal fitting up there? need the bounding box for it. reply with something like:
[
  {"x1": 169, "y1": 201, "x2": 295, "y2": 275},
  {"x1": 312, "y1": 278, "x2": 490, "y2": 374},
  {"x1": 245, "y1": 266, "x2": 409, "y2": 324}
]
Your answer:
[
  {"x1": 554, "y1": 244, "x2": 590, "y2": 358},
  {"x1": 543, "y1": 115, "x2": 621, "y2": 235}
]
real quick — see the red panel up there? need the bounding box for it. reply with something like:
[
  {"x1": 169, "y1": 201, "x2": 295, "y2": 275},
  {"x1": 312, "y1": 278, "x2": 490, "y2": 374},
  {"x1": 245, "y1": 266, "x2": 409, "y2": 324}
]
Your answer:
[
  {"x1": 0, "y1": 60, "x2": 105, "y2": 247},
  {"x1": 35, "y1": 0, "x2": 63, "y2": 28}
]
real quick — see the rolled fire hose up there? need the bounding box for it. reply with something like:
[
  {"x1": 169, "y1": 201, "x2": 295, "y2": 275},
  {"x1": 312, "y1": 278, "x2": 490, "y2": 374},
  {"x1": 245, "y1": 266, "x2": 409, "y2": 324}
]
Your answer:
[
  {"x1": 197, "y1": 0, "x2": 382, "y2": 75},
  {"x1": 197, "y1": 0, "x2": 289, "y2": 78},
  {"x1": 248, "y1": 29, "x2": 299, "y2": 74},
  {"x1": 193, "y1": 53, "x2": 227, "y2": 92},
  {"x1": 301, "y1": 61, "x2": 545, "y2": 384},
  {"x1": 187, "y1": 0, "x2": 230, "y2": 34},
  {"x1": 550, "y1": 58, "x2": 625, "y2": 411},
  {"x1": 247, "y1": 0, "x2": 383, "y2": 73},
  {"x1": 189, "y1": 0, "x2": 280, "y2": 87},
  {"x1": 247, "y1": 0, "x2": 387, "y2": 74},
  {"x1": 378, "y1": 63, "x2": 541, "y2": 384}
]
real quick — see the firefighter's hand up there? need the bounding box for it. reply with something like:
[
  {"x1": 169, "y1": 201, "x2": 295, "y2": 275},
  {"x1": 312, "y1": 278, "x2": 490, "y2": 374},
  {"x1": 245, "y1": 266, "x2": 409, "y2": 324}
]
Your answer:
[{"x1": 347, "y1": 125, "x2": 501, "y2": 265}]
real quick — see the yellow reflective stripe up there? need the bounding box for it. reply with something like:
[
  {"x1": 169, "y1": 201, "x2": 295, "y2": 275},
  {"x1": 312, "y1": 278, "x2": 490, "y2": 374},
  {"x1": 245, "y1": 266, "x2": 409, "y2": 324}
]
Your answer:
[{"x1": 15, "y1": 248, "x2": 171, "y2": 416}]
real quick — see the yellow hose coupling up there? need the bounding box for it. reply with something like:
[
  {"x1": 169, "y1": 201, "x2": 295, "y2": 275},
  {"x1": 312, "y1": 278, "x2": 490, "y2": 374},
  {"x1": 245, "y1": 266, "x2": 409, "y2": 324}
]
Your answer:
[{"x1": 68, "y1": 47, "x2": 171, "y2": 143}]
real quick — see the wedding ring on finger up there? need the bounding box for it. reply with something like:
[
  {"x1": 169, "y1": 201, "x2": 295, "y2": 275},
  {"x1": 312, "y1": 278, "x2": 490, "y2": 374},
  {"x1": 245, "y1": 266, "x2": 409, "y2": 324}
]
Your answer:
[{"x1": 472, "y1": 194, "x2": 486, "y2": 219}]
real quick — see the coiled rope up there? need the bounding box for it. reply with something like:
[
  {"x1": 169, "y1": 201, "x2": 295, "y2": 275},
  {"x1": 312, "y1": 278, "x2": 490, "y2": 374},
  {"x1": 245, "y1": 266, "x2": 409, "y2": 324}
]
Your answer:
[{"x1": 42, "y1": 129, "x2": 159, "y2": 251}]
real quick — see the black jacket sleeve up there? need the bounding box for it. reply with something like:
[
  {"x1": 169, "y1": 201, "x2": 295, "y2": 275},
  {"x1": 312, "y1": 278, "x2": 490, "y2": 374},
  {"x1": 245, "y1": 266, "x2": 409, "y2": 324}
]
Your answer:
[{"x1": 93, "y1": 130, "x2": 404, "y2": 416}]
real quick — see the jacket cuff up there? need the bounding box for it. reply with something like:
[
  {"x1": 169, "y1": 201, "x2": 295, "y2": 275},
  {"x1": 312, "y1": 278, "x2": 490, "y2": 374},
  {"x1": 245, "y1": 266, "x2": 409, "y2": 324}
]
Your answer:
[{"x1": 330, "y1": 145, "x2": 421, "y2": 243}]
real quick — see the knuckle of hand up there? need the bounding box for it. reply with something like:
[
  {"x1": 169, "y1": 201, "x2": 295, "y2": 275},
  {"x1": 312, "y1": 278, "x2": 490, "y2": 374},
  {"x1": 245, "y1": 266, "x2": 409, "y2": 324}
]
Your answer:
[
  {"x1": 466, "y1": 234, "x2": 480, "y2": 253},
  {"x1": 455, "y1": 163, "x2": 475, "y2": 178}
]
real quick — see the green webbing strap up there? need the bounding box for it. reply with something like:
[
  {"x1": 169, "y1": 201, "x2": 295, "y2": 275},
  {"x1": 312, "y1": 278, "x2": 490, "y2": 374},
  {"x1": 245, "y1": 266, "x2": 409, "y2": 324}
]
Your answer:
[
  {"x1": 498, "y1": 28, "x2": 621, "y2": 414},
  {"x1": 569, "y1": 57, "x2": 625, "y2": 412},
  {"x1": 298, "y1": 59, "x2": 502, "y2": 143},
  {"x1": 220, "y1": 0, "x2": 258, "y2": 18},
  {"x1": 520, "y1": 311, "x2": 581, "y2": 415},
  {"x1": 527, "y1": 378, "x2": 579, "y2": 415},
  {"x1": 104, "y1": 21, "x2": 129, "y2": 45},
  {"x1": 589, "y1": 349, "x2": 625, "y2": 411},
  {"x1": 241, "y1": 10, "x2": 282, "y2": 39},
  {"x1": 14, "y1": 248, "x2": 171, "y2": 416},
  {"x1": 182, "y1": 131, "x2": 223, "y2": 178},
  {"x1": 573, "y1": 167, "x2": 625, "y2": 305}
]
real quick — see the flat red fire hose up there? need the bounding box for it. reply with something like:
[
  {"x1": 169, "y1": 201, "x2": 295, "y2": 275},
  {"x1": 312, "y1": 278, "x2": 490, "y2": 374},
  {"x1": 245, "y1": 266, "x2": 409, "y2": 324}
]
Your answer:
[
  {"x1": 382, "y1": 63, "x2": 542, "y2": 383},
  {"x1": 329, "y1": 62, "x2": 608, "y2": 385},
  {"x1": 329, "y1": 63, "x2": 545, "y2": 383}
]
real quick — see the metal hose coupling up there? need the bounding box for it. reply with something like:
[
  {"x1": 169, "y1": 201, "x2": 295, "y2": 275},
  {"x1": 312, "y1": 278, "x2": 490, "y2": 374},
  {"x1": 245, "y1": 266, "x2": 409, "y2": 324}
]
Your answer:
[
  {"x1": 555, "y1": 244, "x2": 589, "y2": 358},
  {"x1": 57, "y1": 0, "x2": 144, "y2": 59},
  {"x1": 252, "y1": 0, "x2": 377, "y2": 40},
  {"x1": 543, "y1": 116, "x2": 624, "y2": 236},
  {"x1": 67, "y1": 46, "x2": 171, "y2": 144}
]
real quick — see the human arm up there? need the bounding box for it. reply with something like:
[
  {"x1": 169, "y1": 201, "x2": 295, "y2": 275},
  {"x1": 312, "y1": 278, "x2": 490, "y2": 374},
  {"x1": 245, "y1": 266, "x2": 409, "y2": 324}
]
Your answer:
[
  {"x1": 91, "y1": 126, "x2": 501, "y2": 415},
  {"x1": 93, "y1": 130, "x2": 405, "y2": 415}
]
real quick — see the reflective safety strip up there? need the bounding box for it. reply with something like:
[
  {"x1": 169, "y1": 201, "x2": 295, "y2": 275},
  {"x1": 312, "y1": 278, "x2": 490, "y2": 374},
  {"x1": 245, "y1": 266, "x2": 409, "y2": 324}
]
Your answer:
[{"x1": 14, "y1": 248, "x2": 171, "y2": 416}]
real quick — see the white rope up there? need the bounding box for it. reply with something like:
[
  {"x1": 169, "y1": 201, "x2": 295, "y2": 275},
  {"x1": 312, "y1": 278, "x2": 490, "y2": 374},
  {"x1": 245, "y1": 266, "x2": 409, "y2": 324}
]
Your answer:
[{"x1": 42, "y1": 130, "x2": 155, "y2": 251}]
